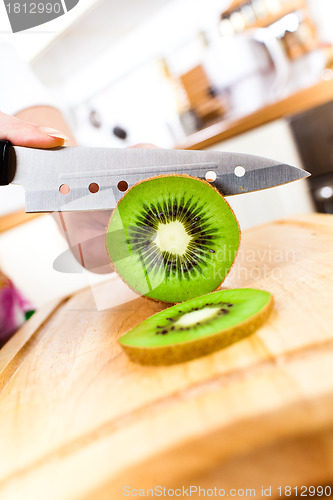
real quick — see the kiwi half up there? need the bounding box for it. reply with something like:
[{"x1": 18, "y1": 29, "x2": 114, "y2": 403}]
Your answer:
[
  {"x1": 119, "y1": 288, "x2": 273, "y2": 365},
  {"x1": 106, "y1": 175, "x2": 240, "y2": 303}
]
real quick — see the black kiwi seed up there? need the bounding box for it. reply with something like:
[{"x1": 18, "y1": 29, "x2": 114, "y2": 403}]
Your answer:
[
  {"x1": 161, "y1": 329, "x2": 168, "y2": 334},
  {"x1": 218, "y1": 309, "x2": 229, "y2": 315},
  {"x1": 209, "y1": 249, "x2": 215, "y2": 253},
  {"x1": 126, "y1": 198, "x2": 218, "y2": 280}
]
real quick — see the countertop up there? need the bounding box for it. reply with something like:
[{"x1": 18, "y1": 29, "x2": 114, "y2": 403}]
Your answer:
[
  {"x1": 176, "y1": 78, "x2": 333, "y2": 150},
  {"x1": 0, "y1": 214, "x2": 332, "y2": 500}
]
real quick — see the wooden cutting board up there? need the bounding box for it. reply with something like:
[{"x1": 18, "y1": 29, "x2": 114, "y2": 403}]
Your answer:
[{"x1": 0, "y1": 214, "x2": 333, "y2": 500}]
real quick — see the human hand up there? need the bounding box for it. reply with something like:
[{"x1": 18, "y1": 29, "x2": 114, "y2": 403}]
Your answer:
[
  {"x1": 0, "y1": 108, "x2": 104, "y2": 273},
  {"x1": 0, "y1": 110, "x2": 105, "y2": 273},
  {"x1": 1, "y1": 107, "x2": 158, "y2": 275},
  {"x1": 0, "y1": 110, "x2": 69, "y2": 148}
]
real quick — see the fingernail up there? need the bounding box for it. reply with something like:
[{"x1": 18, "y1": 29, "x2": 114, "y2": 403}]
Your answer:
[{"x1": 38, "y1": 127, "x2": 69, "y2": 142}]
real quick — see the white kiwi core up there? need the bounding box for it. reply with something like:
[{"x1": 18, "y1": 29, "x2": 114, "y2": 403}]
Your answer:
[
  {"x1": 174, "y1": 306, "x2": 221, "y2": 327},
  {"x1": 154, "y1": 221, "x2": 192, "y2": 255}
]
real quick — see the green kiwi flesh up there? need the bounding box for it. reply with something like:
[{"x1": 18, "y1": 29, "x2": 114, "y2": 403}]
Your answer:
[
  {"x1": 106, "y1": 176, "x2": 240, "y2": 303},
  {"x1": 119, "y1": 288, "x2": 273, "y2": 365}
]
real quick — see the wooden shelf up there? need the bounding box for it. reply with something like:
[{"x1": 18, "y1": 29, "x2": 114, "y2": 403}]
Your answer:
[
  {"x1": 222, "y1": 0, "x2": 307, "y2": 28},
  {"x1": 176, "y1": 78, "x2": 333, "y2": 150},
  {"x1": 251, "y1": 0, "x2": 308, "y2": 29}
]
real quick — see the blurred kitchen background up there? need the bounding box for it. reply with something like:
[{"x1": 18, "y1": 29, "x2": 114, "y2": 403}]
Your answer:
[{"x1": 1, "y1": 0, "x2": 333, "y2": 307}]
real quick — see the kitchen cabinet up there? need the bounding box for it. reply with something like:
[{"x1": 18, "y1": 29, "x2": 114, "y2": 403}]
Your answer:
[{"x1": 289, "y1": 100, "x2": 333, "y2": 213}]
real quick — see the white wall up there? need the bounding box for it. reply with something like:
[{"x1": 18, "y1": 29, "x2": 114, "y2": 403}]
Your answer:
[
  {"x1": 32, "y1": 0, "x2": 231, "y2": 96},
  {"x1": 307, "y1": 0, "x2": 333, "y2": 46}
]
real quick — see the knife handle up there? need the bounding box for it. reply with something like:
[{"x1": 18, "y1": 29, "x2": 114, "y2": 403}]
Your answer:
[{"x1": 0, "y1": 140, "x2": 14, "y2": 186}]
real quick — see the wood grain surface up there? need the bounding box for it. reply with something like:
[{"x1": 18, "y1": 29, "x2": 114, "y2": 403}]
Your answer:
[{"x1": 0, "y1": 214, "x2": 332, "y2": 500}]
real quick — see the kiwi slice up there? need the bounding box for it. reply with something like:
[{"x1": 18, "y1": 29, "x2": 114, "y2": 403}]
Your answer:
[
  {"x1": 119, "y1": 288, "x2": 273, "y2": 365},
  {"x1": 106, "y1": 175, "x2": 240, "y2": 303}
]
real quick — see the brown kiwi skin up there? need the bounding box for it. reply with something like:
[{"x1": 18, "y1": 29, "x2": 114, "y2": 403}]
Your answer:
[
  {"x1": 105, "y1": 174, "x2": 241, "y2": 304},
  {"x1": 120, "y1": 293, "x2": 273, "y2": 366}
]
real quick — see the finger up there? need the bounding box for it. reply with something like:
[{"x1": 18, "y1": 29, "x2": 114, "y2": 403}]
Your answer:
[
  {"x1": 0, "y1": 112, "x2": 69, "y2": 148},
  {"x1": 130, "y1": 143, "x2": 159, "y2": 149}
]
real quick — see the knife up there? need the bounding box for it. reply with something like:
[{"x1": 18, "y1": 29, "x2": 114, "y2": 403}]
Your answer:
[{"x1": 0, "y1": 140, "x2": 309, "y2": 213}]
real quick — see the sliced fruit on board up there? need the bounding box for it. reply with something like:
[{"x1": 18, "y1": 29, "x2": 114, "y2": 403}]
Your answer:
[
  {"x1": 106, "y1": 175, "x2": 240, "y2": 303},
  {"x1": 119, "y1": 288, "x2": 273, "y2": 365}
]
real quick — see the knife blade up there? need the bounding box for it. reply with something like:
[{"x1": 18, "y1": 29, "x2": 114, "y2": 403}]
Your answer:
[{"x1": 1, "y1": 141, "x2": 309, "y2": 213}]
